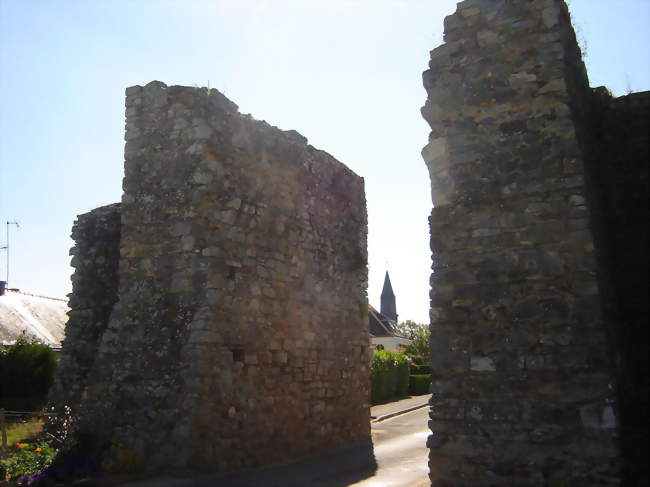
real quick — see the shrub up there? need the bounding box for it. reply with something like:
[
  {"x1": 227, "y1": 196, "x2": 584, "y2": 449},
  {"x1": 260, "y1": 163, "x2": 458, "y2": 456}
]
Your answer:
[
  {"x1": 409, "y1": 374, "x2": 432, "y2": 395},
  {"x1": 371, "y1": 349, "x2": 410, "y2": 404},
  {"x1": 1, "y1": 440, "x2": 56, "y2": 482},
  {"x1": 0, "y1": 334, "x2": 58, "y2": 411},
  {"x1": 410, "y1": 364, "x2": 431, "y2": 375},
  {"x1": 409, "y1": 355, "x2": 424, "y2": 365},
  {"x1": 395, "y1": 357, "x2": 410, "y2": 397}
]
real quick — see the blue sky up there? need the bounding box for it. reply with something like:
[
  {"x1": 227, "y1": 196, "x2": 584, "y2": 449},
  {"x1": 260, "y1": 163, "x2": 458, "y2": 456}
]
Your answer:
[{"x1": 0, "y1": 0, "x2": 648, "y2": 323}]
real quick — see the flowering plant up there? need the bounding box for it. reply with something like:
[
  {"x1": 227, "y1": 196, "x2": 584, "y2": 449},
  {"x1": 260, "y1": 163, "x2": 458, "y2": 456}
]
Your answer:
[{"x1": 1, "y1": 440, "x2": 56, "y2": 483}]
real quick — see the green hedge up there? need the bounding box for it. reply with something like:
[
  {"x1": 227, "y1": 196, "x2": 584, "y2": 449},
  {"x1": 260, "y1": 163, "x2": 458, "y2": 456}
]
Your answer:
[
  {"x1": 409, "y1": 374, "x2": 431, "y2": 395},
  {"x1": 0, "y1": 335, "x2": 58, "y2": 411},
  {"x1": 410, "y1": 364, "x2": 431, "y2": 375},
  {"x1": 371, "y1": 349, "x2": 410, "y2": 404}
]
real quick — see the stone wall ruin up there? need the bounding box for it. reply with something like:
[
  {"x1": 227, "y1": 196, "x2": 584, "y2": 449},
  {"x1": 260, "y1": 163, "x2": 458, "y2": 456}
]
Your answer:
[
  {"x1": 52, "y1": 203, "x2": 121, "y2": 415},
  {"x1": 587, "y1": 89, "x2": 649, "y2": 486},
  {"x1": 423, "y1": 1, "x2": 648, "y2": 485},
  {"x1": 51, "y1": 3, "x2": 649, "y2": 483},
  {"x1": 54, "y1": 82, "x2": 370, "y2": 472}
]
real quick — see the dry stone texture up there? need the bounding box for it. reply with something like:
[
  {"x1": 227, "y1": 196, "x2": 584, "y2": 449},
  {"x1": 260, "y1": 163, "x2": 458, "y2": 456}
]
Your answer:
[
  {"x1": 55, "y1": 82, "x2": 369, "y2": 473},
  {"x1": 587, "y1": 90, "x2": 649, "y2": 486},
  {"x1": 52, "y1": 204, "x2": 121, "y2": 412},
  {"x1": 422, "y1": 1, "x2": 625, "y2": 485}
]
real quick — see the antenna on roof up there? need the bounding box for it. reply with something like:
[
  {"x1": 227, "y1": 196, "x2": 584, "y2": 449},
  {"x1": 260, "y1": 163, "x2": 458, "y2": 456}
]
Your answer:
[{"x1": 5, "y1": 221, "x2": 19, "y2": 288}]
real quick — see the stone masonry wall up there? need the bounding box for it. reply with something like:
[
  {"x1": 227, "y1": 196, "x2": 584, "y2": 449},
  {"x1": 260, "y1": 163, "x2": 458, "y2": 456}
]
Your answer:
[
  {"x1": 51, "y1": 204, "x2": 121, "y2": 412},
  {"x1": 68, "y1": 82, "x2": 369, "y2": 472},
  {"x1": 422, "y1": 1, "x2": 620, "y2": 485},
  {"x1": 586, "y1": 90, "x2": 649, "y2": 486}
]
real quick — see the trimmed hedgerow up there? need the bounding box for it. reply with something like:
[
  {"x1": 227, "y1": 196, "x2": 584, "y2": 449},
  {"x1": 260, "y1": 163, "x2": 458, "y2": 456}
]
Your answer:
[
  {"x1": 410, "y1": 364, "x2": 431, "y2": 375},
  {"x1": 409, "y1": 374, "x2": 431, "y2": 395},
  {"x1": 371, "y1": 349, "x2": 410, "y2": 404}
]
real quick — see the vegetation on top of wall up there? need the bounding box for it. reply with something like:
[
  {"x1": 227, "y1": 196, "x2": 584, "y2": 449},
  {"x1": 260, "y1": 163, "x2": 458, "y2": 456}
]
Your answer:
[{"x1": 565, "y1": 1, "x2": 588, "y2": 60}]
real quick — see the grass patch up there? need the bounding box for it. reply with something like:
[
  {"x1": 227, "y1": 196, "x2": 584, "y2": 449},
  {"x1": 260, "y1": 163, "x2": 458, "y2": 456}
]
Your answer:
[{"x1": 5, "y1": 419, "x2": 44, "y2": 446}]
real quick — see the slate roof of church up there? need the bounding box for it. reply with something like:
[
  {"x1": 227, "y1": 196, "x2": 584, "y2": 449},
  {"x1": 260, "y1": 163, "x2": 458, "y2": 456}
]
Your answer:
[
  {"x1": 369, "y1": 305, "x2": 404, "y2": 338},
  {"x1": 380, "y1": 271, "x2": 398, "y2": 322},
  {"x1": 0, "y1": 289, "x2": 68, "y2": 348}
]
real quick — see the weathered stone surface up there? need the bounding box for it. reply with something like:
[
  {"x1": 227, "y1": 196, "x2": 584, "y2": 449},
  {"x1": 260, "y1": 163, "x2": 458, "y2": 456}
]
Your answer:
[
  {"x1": 586, "y1": 89, "x2": 650, "y2": 486},
  {"x1": 50, "y1": 204, "x2": 121, "y2": 412},
  {"x1": 422, "y1": 1, "x2": 624, "y2": 485},
  {"x1": 56, "y1": 82, "x2": 369, "y2": 473}
]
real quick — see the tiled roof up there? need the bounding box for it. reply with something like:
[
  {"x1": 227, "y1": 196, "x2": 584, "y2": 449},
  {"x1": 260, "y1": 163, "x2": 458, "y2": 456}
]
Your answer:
[{"x1": 0, "y1": 290, "x2": 68, "y2": 348}]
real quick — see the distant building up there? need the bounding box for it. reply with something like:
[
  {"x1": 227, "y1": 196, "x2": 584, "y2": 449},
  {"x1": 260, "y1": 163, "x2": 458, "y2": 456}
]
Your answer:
[
  {"x1": 369, "y1": 272, "x2": 411, "y2": 351},
  {"x1": 0, "y1": 281, "x2": 68, "y2": 349}
]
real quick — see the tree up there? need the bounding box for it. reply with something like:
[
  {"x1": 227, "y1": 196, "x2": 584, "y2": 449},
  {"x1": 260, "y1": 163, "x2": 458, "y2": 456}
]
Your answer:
[
  {"x1": 396, "y1": 320, "x2": 430, "y2": 365},
  {"x1": 0, "y1": 334, "x2": 58, "y2": 410}
]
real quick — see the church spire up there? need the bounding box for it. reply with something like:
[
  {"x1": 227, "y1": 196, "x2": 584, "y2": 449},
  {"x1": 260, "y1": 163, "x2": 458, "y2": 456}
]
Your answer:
[{"x1": 380, "y1": 271, "x2": 398, "y2": 322}]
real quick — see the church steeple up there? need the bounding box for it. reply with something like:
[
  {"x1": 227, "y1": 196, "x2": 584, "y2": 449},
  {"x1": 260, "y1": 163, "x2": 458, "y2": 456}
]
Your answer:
[{"x1": 380, "y1": 271, "x2": 398, "y2": 322}]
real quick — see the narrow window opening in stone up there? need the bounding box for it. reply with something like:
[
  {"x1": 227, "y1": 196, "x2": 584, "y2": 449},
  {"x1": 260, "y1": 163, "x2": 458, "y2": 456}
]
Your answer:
[
  {"x1": 230, "y1": 347, "x2": 245, "y2": 363},
  {"x1": 227, "y1": 266, "x2": 236, "y2": 280}
]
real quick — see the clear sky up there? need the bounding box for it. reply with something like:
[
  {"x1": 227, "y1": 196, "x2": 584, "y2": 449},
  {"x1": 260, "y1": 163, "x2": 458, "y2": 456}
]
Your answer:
[{"x1": 0, "y1": 0, "x2": 648, "y2": 324}]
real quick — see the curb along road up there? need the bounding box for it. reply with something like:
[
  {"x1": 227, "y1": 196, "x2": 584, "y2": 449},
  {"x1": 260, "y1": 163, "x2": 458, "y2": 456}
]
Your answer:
[{"x1": 371, "y1": 401, "x2": 429, "y2": 423}]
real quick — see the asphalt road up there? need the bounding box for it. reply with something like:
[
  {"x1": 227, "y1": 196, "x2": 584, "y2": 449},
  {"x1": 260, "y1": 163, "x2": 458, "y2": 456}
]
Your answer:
[
  {"x1": 352, "y1": 407, "x2": 430, "y2": 487},
  {"x1": 123, "y1": 407, "x2": 430, "y2": 487}
]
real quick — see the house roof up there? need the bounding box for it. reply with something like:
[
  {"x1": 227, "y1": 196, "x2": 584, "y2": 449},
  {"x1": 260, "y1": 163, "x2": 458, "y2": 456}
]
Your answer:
[
  {"x1": 0, "y1": 290, "x2": 68, "y2": 348},
  {"x1": 369, "y1": 305, "x2": 405, "y2": 338}
]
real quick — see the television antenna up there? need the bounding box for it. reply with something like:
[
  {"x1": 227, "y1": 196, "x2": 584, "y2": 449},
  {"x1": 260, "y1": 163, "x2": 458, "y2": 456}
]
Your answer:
[{"x1": 2, "y1": 221, "x2": 20, "y2": 288}]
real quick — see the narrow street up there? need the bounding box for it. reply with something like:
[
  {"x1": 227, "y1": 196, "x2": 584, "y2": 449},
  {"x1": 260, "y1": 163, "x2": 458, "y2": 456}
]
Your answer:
[
  {"x1": 123, "y1": 404, "x2": 430, "y2": 487},
  {"x1": 348, "y1": 407, "x2": 431, "y2": 487}
]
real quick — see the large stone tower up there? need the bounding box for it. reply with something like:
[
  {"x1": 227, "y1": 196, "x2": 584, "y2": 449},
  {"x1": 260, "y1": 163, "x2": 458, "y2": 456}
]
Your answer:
[
  {"x1": 54, "y1": 82, "x2": 370, "y2": 473},
  {"x1": 422, "y1": 1, "x2": 626, "y2": 485}
]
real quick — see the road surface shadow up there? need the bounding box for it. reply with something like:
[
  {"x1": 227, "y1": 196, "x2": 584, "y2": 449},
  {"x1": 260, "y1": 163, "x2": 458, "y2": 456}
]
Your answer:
[{"x1": 127, "y1": 441, "x2": 377, "y2": 487}]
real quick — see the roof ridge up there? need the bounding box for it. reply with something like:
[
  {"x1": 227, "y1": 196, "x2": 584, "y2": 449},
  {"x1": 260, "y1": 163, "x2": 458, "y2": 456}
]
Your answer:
[
  {"x1": 2, "y1": 290, "x2": 68, "y2": 303},
  {"x1": 369, "y1": 306, "x2": 398, "y2": 337}
]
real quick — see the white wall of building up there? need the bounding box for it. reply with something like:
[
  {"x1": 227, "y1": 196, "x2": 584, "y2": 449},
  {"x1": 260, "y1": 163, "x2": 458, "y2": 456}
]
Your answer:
[{"x1": 371, "y1": 336, "x2": 412, "y2": 352}]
